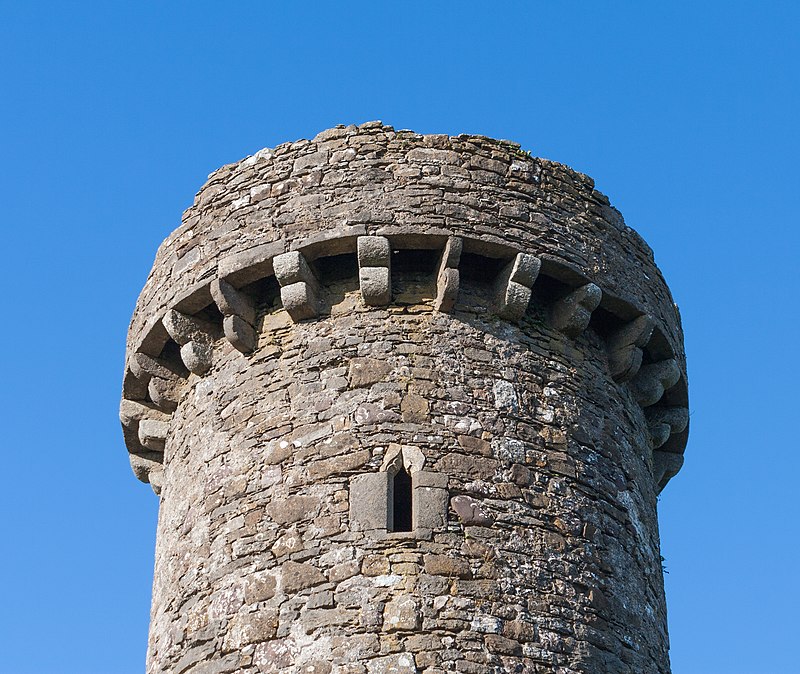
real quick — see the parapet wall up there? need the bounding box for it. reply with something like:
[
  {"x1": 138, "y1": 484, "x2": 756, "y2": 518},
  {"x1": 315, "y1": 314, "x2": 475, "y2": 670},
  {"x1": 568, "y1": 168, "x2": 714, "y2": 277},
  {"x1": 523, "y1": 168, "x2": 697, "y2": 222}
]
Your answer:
[{"x1": 121, "y1": 122, "x2": 689, "y2": 674}]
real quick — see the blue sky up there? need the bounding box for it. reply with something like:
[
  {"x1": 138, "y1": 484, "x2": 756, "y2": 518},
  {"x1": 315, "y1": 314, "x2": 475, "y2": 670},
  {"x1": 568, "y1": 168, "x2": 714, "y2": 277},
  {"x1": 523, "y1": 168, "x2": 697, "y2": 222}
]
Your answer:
[{"x1": 1, "y1": 2, "x2": 797, "y2": 673}]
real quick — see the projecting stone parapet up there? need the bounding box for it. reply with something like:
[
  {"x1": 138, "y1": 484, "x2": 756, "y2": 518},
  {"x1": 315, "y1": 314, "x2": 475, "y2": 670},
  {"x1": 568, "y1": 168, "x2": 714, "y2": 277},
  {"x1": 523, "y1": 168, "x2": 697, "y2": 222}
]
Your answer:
[{"x1": 121, "y1": 122, "x2": 689, "y2": 674}]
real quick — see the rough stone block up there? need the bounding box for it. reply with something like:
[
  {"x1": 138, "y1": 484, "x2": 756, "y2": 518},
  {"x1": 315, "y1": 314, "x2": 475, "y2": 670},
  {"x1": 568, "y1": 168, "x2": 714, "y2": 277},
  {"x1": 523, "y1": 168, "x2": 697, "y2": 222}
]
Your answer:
[
  {"x1": 180, "y1": 340, "x2": 213, "y2": 376},
  {"x1": 497, "y1": 280, "x2": 532, "y2": 321},
  {"x1": 211, "y1": 278, "x2": 256, "y2": 325},
  {"x1": 223, "y1": 315, "x2": 257, "y2": 353},
  {"x1": 653, "y1": 451, "x2": 684, "y2": 491},
  {"x1": 646, "y1": 406, "x2": 689, "y2": 449},
  {"x1": 359, "y1": 266, "x2": 391, "y2": 306},
  {"x1": 281, "y1": 560, "x2": 326, "y2": 593},
  {"x1": 348, "y1": 357, "x2": 391, "y2": 388},
  {"x1": 451, "y1": 495, "x2": 494, "y2": 527},
  {"x1": 357, "y1": 235, "x2": 391, "y2": 267},
  {"x1": 629, "y1": 359, "x2": 680, "y2": 407},
  {"x1": 366, "y1": 653, "x2": 417, "y2": 674},
  {"x1": 128, "y1": 451, "x2": 163, "y2": 484},
  {"x1": 147, "y1": 377, "x2": 179, "y2": 413},
  {"x1": 551, "y1": 283, "x2": 602, "y2": 338},
  {"x1": 130, "y1": 352, "x2": 183, "y2": 383},
  {"x1": 280, "y1": 281, "x2": 319, "y2": 321},
  {"x1": 218, "y1": 240, "x2": 284, "y2": 287},
  {"x1": 119, "y1": 399, "x2": 170, "y2": 431},
  {"x1": 607, "y1": 315, "x2": 655, "y2": 382},
  {"x1": 383, "y1": 595, "x2": 420, "y2": 631},
  {"x1": 414, "y1": 485, "x2": 449, "y2": 530},
  {"x1": 349, "y1": 472, "x2": 389, "y2": 531},
  {"x1": 138, "y1": 418, "x2": 169, "y2": 452},
  {"x1": 273, "y1": 250, "x2": 316, "y2": 287},
  {"x1": 163, "y1": 309, "x2": 215, "y2": 346},
  {"x1": 434, "y1": 267, "x2": 459, "y2": 313},
  {"x1": 507, "y1": 252, "x2": 541, "y2": 287}
]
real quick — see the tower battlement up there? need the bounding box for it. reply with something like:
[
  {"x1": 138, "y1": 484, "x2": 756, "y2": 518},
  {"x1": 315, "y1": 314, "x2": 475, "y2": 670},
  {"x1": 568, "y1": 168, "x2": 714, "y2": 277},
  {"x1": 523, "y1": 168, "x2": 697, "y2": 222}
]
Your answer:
[{"x1": 122, "y1": 122, "x2": 688, "y2": 673}]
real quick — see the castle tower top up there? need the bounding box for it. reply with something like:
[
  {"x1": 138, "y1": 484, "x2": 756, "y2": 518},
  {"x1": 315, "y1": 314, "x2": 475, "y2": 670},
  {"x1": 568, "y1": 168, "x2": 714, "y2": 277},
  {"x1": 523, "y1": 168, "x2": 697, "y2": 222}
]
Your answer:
[{"x1": 122, "y1": 122, "x2": 688, "y2": 673}]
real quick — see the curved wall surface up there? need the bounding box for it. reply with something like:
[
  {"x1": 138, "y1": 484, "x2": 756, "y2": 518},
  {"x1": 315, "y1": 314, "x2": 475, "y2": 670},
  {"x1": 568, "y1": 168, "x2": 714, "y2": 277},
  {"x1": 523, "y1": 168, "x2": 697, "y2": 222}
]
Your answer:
[{"x1": 121, "y1": 122, "x2": 689, "y2": 674}]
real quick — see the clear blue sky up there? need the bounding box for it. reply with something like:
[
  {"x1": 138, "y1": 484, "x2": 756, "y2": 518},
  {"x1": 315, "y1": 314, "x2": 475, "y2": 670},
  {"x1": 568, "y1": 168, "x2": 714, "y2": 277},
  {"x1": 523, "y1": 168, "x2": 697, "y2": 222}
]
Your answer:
[{"x1": 1, "y1": 2, "x2": 797, "y2": 673}]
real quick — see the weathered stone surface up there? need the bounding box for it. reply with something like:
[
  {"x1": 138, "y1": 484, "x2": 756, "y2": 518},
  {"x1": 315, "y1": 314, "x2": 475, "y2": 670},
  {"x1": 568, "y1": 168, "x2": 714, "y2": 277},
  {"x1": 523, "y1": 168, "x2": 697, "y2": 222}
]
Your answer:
[
  {"x1": 630, "y1": 358, "x2": 681, "y2": 407},
  {"x1": 551, "y1": 282, "x2": 602, "y2": 338},
  {"x1": 211, "y1": 278, "x2": 256, "y2": 325},
  {"x1": 383, "y1": 595, "x2": 420, "y2": 631},
  {"x1": 359, "y1": 266, "x2": 391, "y2": 306},
  {"x1": 494, "y1": 255, "x2": 540, "y2": 320},
  {"x1": 223, "y1": 314, "x2": 257, "y2": 353},
  {"x1": 281, "y1": 560, "x2": 326, "y2": 593},
  {"x1": 451, "y1": 495, "x2": 494, "y2": 527},
  {"x1": 138, "y1": 419, "x2": 169, "y2": 452},
  {"x1": 179, "y1": 340, "x2": 213, "y2": 376},
  {"x1": 280, "y1": 281, "x2": 319, "y2": 321},
  {"x1": 608, "y1": 314, "x2": 655, "y2": 382},
  {"x1": 162, "y1": 309, "x2": 214, "y2": 346},
  {"x1": 357, "y1": 235, "x2": 391, "y2": 267},
  {"x1": 348, "y1": 357, "x2": 391, "y2": 388}
]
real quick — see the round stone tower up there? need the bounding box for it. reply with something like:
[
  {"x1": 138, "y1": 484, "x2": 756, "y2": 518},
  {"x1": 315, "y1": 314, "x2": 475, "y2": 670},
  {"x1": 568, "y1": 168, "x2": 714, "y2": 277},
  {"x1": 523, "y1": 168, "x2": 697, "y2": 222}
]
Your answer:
[{"x1": 121, "y1": 122, "x2": 689, "y2": 674}]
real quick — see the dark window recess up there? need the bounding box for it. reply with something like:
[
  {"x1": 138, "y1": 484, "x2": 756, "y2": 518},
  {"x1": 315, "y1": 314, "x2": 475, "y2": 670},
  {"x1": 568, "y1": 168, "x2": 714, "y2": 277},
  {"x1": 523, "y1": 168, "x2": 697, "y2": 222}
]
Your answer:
[{"x1": 391, "y1": 468, "x2": 413, "y2": 532}]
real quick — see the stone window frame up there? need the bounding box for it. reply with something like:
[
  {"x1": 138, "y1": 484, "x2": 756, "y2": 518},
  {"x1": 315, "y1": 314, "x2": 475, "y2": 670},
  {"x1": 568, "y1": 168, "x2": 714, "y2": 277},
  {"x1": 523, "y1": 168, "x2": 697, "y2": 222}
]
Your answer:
[{"x1": 349, "y1": 444, "x2": 448, "y2": 540}]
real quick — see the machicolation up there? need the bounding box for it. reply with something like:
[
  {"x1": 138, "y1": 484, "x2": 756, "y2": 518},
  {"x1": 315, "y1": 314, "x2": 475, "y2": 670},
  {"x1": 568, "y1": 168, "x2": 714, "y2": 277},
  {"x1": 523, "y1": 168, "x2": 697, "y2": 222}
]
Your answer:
[{"x1": 121, "y1": 121, "x2": 689, "y2": 674}]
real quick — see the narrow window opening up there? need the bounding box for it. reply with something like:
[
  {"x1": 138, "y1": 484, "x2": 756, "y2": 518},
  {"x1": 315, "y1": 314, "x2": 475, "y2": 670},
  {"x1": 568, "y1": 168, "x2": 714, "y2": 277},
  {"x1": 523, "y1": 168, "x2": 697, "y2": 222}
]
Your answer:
[{"x1": 391, "y1": 467, "x2": 413, "y2": 532}]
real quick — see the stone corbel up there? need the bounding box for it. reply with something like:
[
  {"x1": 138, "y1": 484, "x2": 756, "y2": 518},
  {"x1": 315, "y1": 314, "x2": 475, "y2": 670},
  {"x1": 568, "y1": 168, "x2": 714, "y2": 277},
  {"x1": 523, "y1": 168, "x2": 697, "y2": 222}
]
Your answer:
[
  {"x1": 551, "y1": 283, "x2": 602, "y2": 338},
  {"x1": 495, "y1": 253, "x2": 541, "y2": 321},
  {"x1": 652, "y1": 451, "x2": 684, "y2": 492},
  {"x1": 607, "y1": 315, "x2": 655, "y2": 382},
  {"x1": 211, "y1": 278, "x2": 258, "y2": 353},
  {"x1": 357, "y1": 236, "x2": 391, "y2": 306},
  {"x1": 162, "y1": 310, "x2": 216, "y2": 376},
  {"x1": 273, "y1": 251, "x2": 320, "y2": 321},
  {"x1": 629, "y1": 359, "x2": 680, "y2": 407},
  {"x1": 128, "y1": 352, "x2": 185, "y2": 412},
  {"x1": 434, "y1": 236, "x2": 462, "y2": 312},
  {"x1": 645, "y1": 406, "x2": 689, "y2": 449}
]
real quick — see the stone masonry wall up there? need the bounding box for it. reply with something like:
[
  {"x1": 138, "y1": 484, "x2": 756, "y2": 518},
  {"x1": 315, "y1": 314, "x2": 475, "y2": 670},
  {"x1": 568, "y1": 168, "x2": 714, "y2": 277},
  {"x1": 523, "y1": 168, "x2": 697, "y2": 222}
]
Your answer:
[{"x1": 121, "y1": 123, "x2": 689, "y2": 674}]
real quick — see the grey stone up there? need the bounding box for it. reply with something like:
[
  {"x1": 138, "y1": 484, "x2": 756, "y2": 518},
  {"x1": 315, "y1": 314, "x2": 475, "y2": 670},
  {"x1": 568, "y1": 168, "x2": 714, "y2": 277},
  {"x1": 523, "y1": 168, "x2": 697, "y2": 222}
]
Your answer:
[
  {"x1": 359, "y1": 266, "x2": 391, "y2": 306},
  {"x1": 280, "y1": 281, "x2": 319, "y2": 321},
  {"x1": 357, "y1": 235, "x2": 391, "y2": 267},
  {"x1": 366, "y1": 653, "x2": 417, "y2": 674},
  {"x1": 273, "y1": 250, "x2": 316, "y2": 286},
  {"x1": 162, "y1": 309, "x2": 215, "y2": 346},
  {"x1": 180, "y1": 340, "x2": 213, "y2": 376},
  {"x1": 349, "y1": 357, "x2": 391, "y2": 388},
  {"x1": 281, "y1": 560, "x2": 326, "y2": 593},
  {"x1": 629, "y1": 359, "x2": 680, "y2": 407},
  {"x1": 653, "y1": 451, "x2": 684, "y2": 490},
  {"x1": 147, "y1": 377, "x2": 179, "y2": 412},
  {"x1": 607, "y1": 315, "x2": 655, "y2": 382},
  {"x1": 451, "y1": 495, "x2": 494, "y2": 527},
  {"x1": 211, "y1": 277, "x2": 256, "y2": 325},
  {"x1": 551, "y1": 283, "x2": 602, "y2": 338},
  {"x1": 349, "y1": 472, "x2": 389, "y2": 532},
  {"x1": 138, "y1": 419, "x2": 169, "y2": 452},
  {"x1": 223, "y1": 314, "x2": 257, "y2": 353}
]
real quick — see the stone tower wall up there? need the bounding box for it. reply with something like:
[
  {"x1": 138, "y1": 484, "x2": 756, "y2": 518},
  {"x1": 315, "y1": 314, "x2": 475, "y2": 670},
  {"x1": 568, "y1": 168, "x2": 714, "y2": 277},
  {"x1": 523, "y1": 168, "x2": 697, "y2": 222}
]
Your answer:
[{"x1": 121, "y1": 122, "x2": 689, "y2": 674}]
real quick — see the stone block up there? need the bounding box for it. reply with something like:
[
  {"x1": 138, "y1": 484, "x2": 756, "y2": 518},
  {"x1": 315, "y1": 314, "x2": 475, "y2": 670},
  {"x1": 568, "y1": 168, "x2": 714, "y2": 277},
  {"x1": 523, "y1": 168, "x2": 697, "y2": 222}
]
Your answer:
[
  {"x1": 653, "y1": 451, "x2": 684, "y2": 490},
  {"x1": 629, "y1": 359, "x2": 680, "y2": 407},
  {"x1": 366, "y1": 653, "x2": 417, "y2": 674},
  {"x1": 350, "y1": 472, "x2": 389, "y2": 531},
  {"x1": 273, "y1": 250, "x2": 316, "y2": 286},
  {"x1": 607, "y1": 315, "x2": 654, "y2": 382},
  {"x1": 349, "y1": 357, "x2": 391, "y2": 388},
  {"x1": 451, "y1": 495, "x2": 494, "y2": 527},
  {"x1": 280, "y1": 281, "x2": 319, "y2": 321},
  {"x1": 130, "y1": 352, "x2": 183, "y2": 382},
  {"x1": 497, "y1": 280, "x2": 532, "y2": 321},
  {"x1": 383, "y1": 595, "x2": 420, "y2": 631},
  {"x1": 507, "y1": 252, "x2": 541, "y2": 287},
  {"x1": 138, "y1": 418, "x2": 169, "y2": 452},
  {"x1": 646, "y1": 406, "x2": 689, "y2": 448},
  {"x1": 357, "y1": 236, "x2": 391, "y2": 267},
  {"x1": 359, "y1": 266, "x2": 391, "y2": 306},
  {"x1": 119, "y1": 399, "x2": 169, "y2": 430},
  {"x1": 281, "y1": 560, "x2": 326, "y2": 593},
  {"x1": 128, "y1": 451, "x2": 163, "y2": 484},
  {"x1": 434, "y1": 267, "x2": 459, "y2": 313},
  {"x1": 551, "y1": 283, "x2": 602, "y2": 338},
  {"x1": 414, "y1": 486, "x2": 449, "y2": 530},
  {"x1": 211, "y1": 278, "x2": 256, "y2": 325},
  {"x1": 223, "y1": 315, "x2": 257, "y2": 353},
  {"x1": 147, "y1": 377, "x2": 179, "y2": 413},
  {"x1": 424, "y1": 554, "x2": 471, "y2": 579},
  {"x1": 162, "y1": 309, "x2": 215, "y2": 346},
  {"x1": 180, "y1": 340, "x2": 213, "y2": 376},
  {"x1": 217, "y1": 240, "x2": 284, "y2": 286}
]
